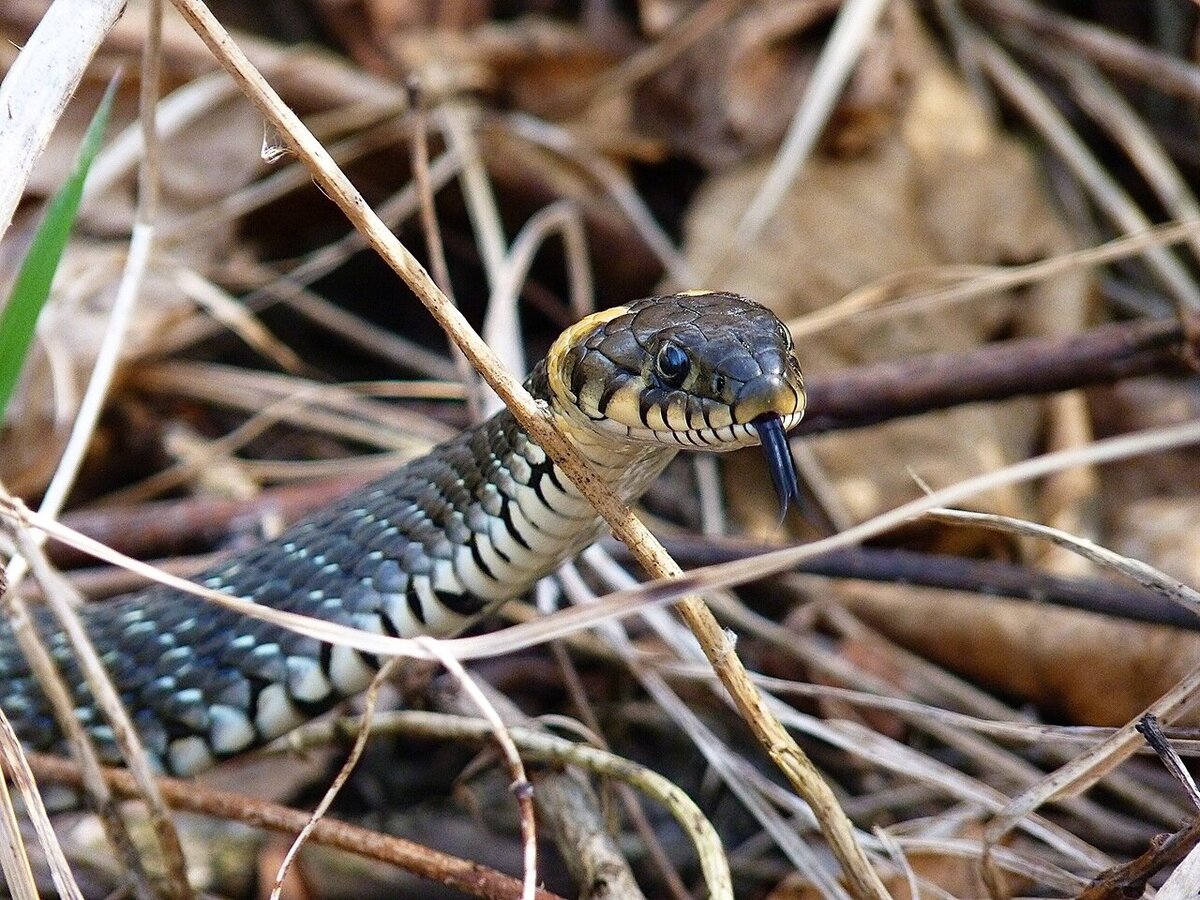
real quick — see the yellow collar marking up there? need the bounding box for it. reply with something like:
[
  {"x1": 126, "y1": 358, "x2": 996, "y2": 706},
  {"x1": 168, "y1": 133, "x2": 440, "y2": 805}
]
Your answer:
[{"x1": 546, "y1": 305, "x2": 631, "y2": 406}]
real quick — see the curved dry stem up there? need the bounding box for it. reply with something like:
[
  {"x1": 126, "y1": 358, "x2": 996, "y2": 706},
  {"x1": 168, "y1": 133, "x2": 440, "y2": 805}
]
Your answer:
[
  {"x1": 286, "y1": 710, "x2": 735, "y2": 900},
  {"x1": 788, "y1": 217, "x2": 1200, "y2": 339},
  {"x1": 502, "y1": 114, "x2": 695, "y2": 286},
  {"x1": 924, "y1": 507, "x2": 1200, "y2": 614},
  {"x1": 415, "y1": 639, "x2": 539, "y2": 900},
  {"x1": 558, "y1": 558, "x2": 849, "y2": 900}
]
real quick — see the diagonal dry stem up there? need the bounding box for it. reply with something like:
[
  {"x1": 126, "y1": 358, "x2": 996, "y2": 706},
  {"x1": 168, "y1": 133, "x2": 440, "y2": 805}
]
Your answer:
[{"x1": 163, "y1": 1, "x2": 888, "y2": 895}]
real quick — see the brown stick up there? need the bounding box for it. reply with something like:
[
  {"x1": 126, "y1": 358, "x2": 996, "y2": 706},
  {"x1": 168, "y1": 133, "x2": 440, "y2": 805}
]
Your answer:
[
  {"x1": 798, "y1": 312, "x2": 1195, "y2": 434},
  {"x1": 22, "y1": 753, "x2": 566, "y2": 900},
  {"x1": 1079, "y1": 817, "x2": 1200, "y2": 900},
  {"x1": 604, "y1": 538, "x2": 1200, "y2": 631},
  {"x1": 55, "y1": 478, "x2": 366, "y2": 570}
]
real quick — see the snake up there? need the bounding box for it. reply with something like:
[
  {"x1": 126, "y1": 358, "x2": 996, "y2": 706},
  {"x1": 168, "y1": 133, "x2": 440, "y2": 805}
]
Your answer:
[{"x1": 0, "y1": 291, "x2": 805, "y2": 776}]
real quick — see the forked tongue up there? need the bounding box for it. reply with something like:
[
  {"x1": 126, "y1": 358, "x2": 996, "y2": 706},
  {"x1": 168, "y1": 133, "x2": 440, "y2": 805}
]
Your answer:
[{"x1": 752, "y1": 413, "x2": 800, "y2": 520}]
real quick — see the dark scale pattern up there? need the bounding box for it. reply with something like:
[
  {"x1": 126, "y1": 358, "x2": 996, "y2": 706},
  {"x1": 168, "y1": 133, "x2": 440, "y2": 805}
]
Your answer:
[{"x1": 0, "y1": 398, "x2": 613, "y2": 774}]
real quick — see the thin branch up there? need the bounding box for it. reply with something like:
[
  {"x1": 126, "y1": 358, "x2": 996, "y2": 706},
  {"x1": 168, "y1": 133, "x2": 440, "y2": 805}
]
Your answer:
[
  {"x1": 1079, "y1": 817, "x2": 1200, "y2": 900},
  {"x1": 286, "y1": 707, "x2": 732, "y2": 900},
  {"x1": 1137, "y1": 714, "x2": 1200, "y2": 811},
  {"x1": 417, "y1": 640, "x2": 539, "y2": 900},
  {"x1": 604, "y1": 538, "x2": 1200, "y2": 632},
  {"x1": 21, "y1": 753, "x2": 566, "y2": 900},
  {"x1": 269, "y1": 660, "x2": 400, "y2": 900},
  {"x1": 789, "y1": 213, "x2": 1200, "y2": 340},
  {"x1": 798, "y1": 312, "x2": 1196, "y2": 434},
  {"x1": 923, "y1": 507, "x2": 1200, "y2": 617},
  {"x1": 410, "y1": 95, "x2": 478, "y2": 419}
]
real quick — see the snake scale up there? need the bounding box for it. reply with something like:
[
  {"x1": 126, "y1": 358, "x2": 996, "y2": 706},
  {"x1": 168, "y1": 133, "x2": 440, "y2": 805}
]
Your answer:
[{"x1": 0, "y1": 291, "x2": 805, "y2": 776}]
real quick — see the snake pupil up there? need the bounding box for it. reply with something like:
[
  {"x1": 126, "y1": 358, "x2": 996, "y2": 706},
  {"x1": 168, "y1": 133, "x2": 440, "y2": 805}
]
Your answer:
[{"x1": 655, "y1": 342, "x2": 690, "y2": 388}]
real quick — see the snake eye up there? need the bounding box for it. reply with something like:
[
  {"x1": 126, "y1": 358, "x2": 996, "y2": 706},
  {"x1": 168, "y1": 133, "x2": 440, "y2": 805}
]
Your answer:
[{"x1": 655, "y1": 342, "x2": 690, "y2": 388}]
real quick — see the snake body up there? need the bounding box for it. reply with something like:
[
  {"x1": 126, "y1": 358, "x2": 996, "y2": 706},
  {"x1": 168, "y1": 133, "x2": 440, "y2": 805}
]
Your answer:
[{"x1": 0, "y1": 292, "x2": 804, "y2": 775}]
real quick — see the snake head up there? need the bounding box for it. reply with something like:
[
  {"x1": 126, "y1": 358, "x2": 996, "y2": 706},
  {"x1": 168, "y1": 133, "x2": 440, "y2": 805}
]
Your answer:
[{"x1": 547, "y1": 290, "x2": 806, "y2": 514}]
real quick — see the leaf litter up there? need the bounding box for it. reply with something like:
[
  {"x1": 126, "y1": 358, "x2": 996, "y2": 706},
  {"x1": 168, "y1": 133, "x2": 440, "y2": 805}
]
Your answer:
[{"x1": 2, "y1": 0, "x2": 1200, "y2": 897}]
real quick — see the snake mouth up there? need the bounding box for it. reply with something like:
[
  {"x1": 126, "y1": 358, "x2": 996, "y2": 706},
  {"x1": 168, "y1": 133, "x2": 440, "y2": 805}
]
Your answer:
[{"x1": 751, "y1": 413, "x2": 801, "y2": 518}]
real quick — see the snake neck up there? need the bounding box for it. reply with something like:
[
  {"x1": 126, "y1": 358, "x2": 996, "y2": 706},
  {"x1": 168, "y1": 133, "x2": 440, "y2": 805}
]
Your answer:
[{"x1": 528, "y1": 360, "x2": 679, "y2": 504}]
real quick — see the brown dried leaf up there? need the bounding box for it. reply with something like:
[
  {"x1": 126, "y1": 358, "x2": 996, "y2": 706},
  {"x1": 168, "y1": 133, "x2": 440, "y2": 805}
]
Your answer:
[
  {"x1": 1110, "y1": 497, "x2": 1200, "y2": 588},
  {"x1": 389, "y1": 18, "x2": 618, "y2": 112},
  {"x1": 1090, "y1": 377, "x2": 1200, "y2": 585},
  {"x1": 1090, "y1": 377, "x2": 1200, "y2": 501},
  {"x1": 831, "y1": 578, "x2": 1200, "y2": 726},
  {"x1": 633, "y1": 0, "x2": 869, "y2": 168}
]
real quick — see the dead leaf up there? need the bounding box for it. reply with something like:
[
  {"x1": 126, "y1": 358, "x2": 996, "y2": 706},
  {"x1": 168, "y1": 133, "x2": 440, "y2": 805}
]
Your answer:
[
  {"x1": 829, "y1": 577, "x2": 1200, "y2": 726},
  {"x1": 633, "y1": 0, "x2": 866, "y2": 168}
]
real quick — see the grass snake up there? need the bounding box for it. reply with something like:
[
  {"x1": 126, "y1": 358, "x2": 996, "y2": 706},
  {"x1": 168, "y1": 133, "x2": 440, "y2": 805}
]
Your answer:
[{"x1": 1, "y1": 291, "x2": 806, "y2": 776}]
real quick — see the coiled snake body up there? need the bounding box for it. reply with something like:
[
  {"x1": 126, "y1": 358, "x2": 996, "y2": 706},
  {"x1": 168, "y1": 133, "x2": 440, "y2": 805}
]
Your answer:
[{"x1": 1, "y1": 292, "x2": 805, "y2": 775}]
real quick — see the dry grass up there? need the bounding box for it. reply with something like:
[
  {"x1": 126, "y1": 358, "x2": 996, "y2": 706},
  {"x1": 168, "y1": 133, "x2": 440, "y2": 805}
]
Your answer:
[{"x1": 2, "y1": 1, "x2": 1200, "y2": 898}]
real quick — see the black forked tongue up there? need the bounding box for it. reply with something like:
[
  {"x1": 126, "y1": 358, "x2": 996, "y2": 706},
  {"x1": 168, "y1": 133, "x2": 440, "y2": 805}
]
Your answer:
[{"x1": 752, "y1": 413, "x2": 801, "y2": 521}]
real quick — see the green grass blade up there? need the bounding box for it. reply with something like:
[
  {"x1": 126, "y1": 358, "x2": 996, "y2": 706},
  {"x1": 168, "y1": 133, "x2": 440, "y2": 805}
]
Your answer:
[{"x1": 0, "y1": 75, "x2": 121, "y2": 420}]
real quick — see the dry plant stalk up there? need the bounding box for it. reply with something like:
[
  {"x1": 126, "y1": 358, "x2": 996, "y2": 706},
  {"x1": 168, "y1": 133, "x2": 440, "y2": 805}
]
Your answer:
[
  {"x1": 0, "y1": 0, "x2": 126, "y2": 239},
  {"x1": 0, "y1": 0, "x2": 193, "y2": 891},
  {"x1": 162, "y1": 0, "x2": 889, "y2": 897},
  {"x1": 268, "y1": 659, "x2": 407, "y2": 900},
  {"x1": 416, "y1": 640, "x2": 540, "y2": 900},
  {"x1": 0, "y1": 506, "x2": 168, "y2": 899},
  {"x1": 287, "y1": 707, "x2": 730, "y2": 895},
  {"x1": 25, "y1": 751, "x2": 564, "y2": 900}
]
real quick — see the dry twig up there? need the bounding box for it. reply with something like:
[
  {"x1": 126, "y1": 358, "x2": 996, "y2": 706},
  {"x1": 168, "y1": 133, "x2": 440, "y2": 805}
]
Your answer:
[{"x1": 25, "y1": 752, "x2": 565, "y2": 900}]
